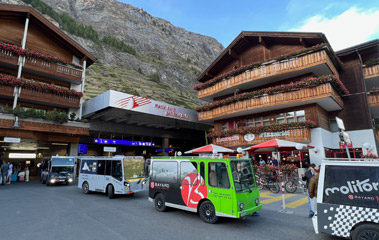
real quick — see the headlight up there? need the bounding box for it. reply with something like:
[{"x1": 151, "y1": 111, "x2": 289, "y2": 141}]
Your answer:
[
  {"x1": 124, "y1": 182, "x2": 130, "y2": 187},
  {"x1": 50, "y1": 179, "x2": 56, "y2": 183},
  {"x1": 239, "y1": 202, "x2": 244, "y2": 210},
  {"x1": 255, "y1": 198, "x2": 259, "y2": 206},
  {"x1": 68, "y1": 178, "x2": 73, "y2": 183},
  {"x1": 142, "y1": 180, "x2": 147, "y2": 185}
]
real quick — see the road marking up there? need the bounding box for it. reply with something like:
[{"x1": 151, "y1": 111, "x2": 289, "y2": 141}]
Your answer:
[
  {"x1": 260, "y1": 194, "x2": 296, "y2": 204},
  {"x1": 259, "y1": 191, "x2": 272, "y2": 199},
  {"x1": 285, "y1": 197, "x2": 308, "y2": 208}
]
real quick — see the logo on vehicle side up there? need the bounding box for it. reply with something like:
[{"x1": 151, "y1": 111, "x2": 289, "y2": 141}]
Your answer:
[{"x1": 181, "y1": 173, "x2": 207, "y2": 208}]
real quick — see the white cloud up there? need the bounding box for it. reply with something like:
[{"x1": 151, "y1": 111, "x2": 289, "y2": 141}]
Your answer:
[{"x1": 292, "y1": 7, "x2": 379, "y2": 51}]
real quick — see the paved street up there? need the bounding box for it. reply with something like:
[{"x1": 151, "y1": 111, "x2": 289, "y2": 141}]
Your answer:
[{"x1": 0, "y1": 181, "x2": 339, "y2": 240}]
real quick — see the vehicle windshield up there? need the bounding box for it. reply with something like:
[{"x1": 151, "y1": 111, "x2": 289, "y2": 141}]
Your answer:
[
  {"x1": 51, "y1": 166, "x2": 74, "y2": 174},
  {"x1": 230, "y1": 160, "x2": 256, "y2": 192},
  {"x1": 123, "y1": 158, "x2": 145, "y2": 179}
]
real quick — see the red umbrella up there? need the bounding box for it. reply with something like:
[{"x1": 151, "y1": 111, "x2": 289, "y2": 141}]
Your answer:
[
  {"x1": 243, "y1": 139, "x2": 314, "y2": 152},
  {"x1": 185, "y1": 144, "x2": 235, "y2": 154}
]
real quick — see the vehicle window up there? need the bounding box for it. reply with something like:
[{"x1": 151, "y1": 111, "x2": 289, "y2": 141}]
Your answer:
[
  {"x1": 230, "y1": 160, "x2": 255, "y2": 192},
  {"x1": 208, "y1": 162, "x2": 230, "y2": 188},
  {"x1": 80, "y1": 160, "x2": 97, "y2": 174},
  {"x1": 111, "y1": 160, "x2": 122, "y2": 181},
  {"x1": 124, "y1": 158, "x2": 145, "y2": 179},
  {"x1": 200, "y1": 162, "x2": 205, "y2": 186},
  {"x1": 97, "y1": 160, "x2": 105, "y2": 175},
  {"x1": 105, "y1": 160, "x2": 111, "y2": 175},
  {"x1": 180, "y1": 162, "x2": 198, "y2": 185},
  {"x1": 152, "y1": 161, "x2": 178, "y2": 183}
]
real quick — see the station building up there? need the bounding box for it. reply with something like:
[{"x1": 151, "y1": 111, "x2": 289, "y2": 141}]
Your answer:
[{"x1": 194, "y1": 32, "x2": 379, "y2": 165}]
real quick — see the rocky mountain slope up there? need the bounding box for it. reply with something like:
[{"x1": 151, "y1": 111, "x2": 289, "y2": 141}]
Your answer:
[{"x1": 1, "y1": 0, "x2": 224, "y2": 108}]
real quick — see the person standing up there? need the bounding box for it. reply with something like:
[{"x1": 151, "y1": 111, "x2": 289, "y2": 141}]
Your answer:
[
  {"x1": 25, "y1": 166, "x2": 30, "y2": 182},
  {"x1": 7, "y1": 161, "x2": 13, "y2": 184},
  {"x1": 259, "y1": 158, "x2": 266, "y2": 166},
  {"x1": 272, "y1": 157, "x2": 279, "y2": 167},
  {"x1": 1, "y1": 161, "x2": 9, "y2": 185},
  {"x1": 302, "y1": 163, "x2": 316, "y2": 217},
  {"x1": 308, "y1": 166, "x2": 320, "y2": 215}
]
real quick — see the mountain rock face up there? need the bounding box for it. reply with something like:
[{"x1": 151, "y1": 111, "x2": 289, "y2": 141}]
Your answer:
[{"x1": 1, "y1": 0, "x2": 224, "y2": 108}]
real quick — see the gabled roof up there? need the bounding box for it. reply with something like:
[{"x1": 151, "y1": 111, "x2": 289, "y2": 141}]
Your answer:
[
  {"x1": 336, "y1": 39, "x2": 379, "y2": 56},
  {"x1": 0, "y1": 4, "x2": 96, "y2": 66},
  {"x1": 197, "y1": 31, "x2": 333, "y2": 82}
]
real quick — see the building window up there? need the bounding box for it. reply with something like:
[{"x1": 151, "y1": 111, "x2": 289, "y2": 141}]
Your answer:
[
  {"x1": 276, "y1": 110, "x2": 306, "y2": 124},
  {"x1": 247, "y1": 116, "x2": 270, "y2": 127},
  {"x1": 296, "y1": 110, "x2": 305, "y2": 122},
  {"x1": 221, "y1": 122, "x2": 228, "y2": 131}
]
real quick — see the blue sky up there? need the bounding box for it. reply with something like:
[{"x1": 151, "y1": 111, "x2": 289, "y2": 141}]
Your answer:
[{"x1": 119, "y1": 0, "x2": 379, "y2": 51}]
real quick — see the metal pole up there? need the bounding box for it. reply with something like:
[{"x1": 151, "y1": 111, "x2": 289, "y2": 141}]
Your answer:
[{"x1": 281, "y1": 182, "x2": 285, "y2": 210}]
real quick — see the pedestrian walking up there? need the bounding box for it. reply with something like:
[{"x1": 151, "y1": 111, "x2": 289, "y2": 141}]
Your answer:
[
  {"x1": 1, "y1": 161, "x2": 9, "y2": 185},
  {"x1": 308, "y1": 166, "x2": 320, "y2": 215},
  {"x1": 7, "y1": 161, "x2": 13, "y2": 184},
  {"x1": 302, "y1": 163, "x2": 316, "y2": 217}
]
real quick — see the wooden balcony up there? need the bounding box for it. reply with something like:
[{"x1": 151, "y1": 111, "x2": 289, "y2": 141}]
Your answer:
[
  {"x1": 198, "y1": 50, "x2": 339, "y2": 100},
  {"x1": 0, "y1": 114, "x2": 89, "y2": 136},
  {"x1": 0, "y1": 85, "x2": 80, "y2": 108},
  {"x1": 364, "y1": 64, "x2": 379, "y2": 90},
  {"x1": 213, "y1": 128, "x2": 311, "y2": 147},
  {"x1": 368, "y1": 94, "x2": 379, "y2": 118},
  {"x1": 199, "y1": 83, "x2": 344, "y2": 121},
  {"x1": 0, "y1": 49, "x2": 82, "y2": 83}
]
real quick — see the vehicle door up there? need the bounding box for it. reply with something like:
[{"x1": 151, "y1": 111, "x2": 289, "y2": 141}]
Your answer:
[
  {"x1": 206, "y1": 162, "x2": 234, "y2": 217},
  {"x1": 111, "y1": 160, "x2": 124, "y2": 193},
  {"x1": 94, "y1": 160, "x2": 105, "y2": 192}
]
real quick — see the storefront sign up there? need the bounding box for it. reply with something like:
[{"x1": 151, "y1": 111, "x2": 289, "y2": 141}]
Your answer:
[
  {"x1": 94, "y1": 138, "x2": 155, "y2": 147},
  {"x1": 103, "y1": 147, "x2": 116, "y2": 152},
  {"x1": 339, "y1": 141, "x2": 353, "y2": 149},
  {"x1": 9, "y1": 153, "x2": 36, "y2": 159},
  {"x1": 259, "y1": 131, "x2": 290, "y2": 138},
  {"x1": 244, "y1": 133, "x2": 255, "y2": 142},
  {"x1": 4, "y1": 137, "x2": 21, "y2": 143},
  {"x1": 216, "y1": 135, "x2": 239, "y2": 143},
  {"x1": 154, "y1": 104, "x2": 190, "y2": 120}
]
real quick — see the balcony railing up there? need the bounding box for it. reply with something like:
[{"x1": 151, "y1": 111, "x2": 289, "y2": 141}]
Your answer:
[
  {"x1": 213, "y1": 128, "x2": 311, "y2": 147},
  {"x1": 197, "y1": 50, "x2": 339, "y2": 99},
  {"x1": 364, "y1": 64, "x2": 379, "y2": 80},
  {"x1": 0, "y1": 85, "x2": 80, "y2": 108},
  {"x1": 198, "y1": 83, "x2": 343, "y2": 121},
  {"x1": 0, "y1": 48, "x2": 82, "y2": 83}
]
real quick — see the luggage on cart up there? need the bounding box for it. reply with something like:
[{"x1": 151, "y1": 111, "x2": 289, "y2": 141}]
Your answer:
[{"x1": 11, "y1": 174, "x2": 17, "y2": 182}]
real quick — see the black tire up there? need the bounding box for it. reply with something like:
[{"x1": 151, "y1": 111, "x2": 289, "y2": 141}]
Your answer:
[
  {"x1": 82, "y1": 182, "x2": 90, "y2": 194},
  {"x1": 351, "y1": 223, "x2": 379, "y2": 240},
  {"x1": 285, "y1": 180, "x2": 297, "y2": 193},
  {"x1": 269, "y1": 182, "x2": 280, "y2": 193},
  {"x1": 154, "y1": 193, "x2": 167, "y2": 212},
  {"x1": 199, "y1": 201, "x2": 218, "y2": 224},
  {"x1": 46, "y1": 178, "x2": 51, "y2": 186},
  {"x1": 107, "y1": 184, "x2": 115, "y2": 199}
]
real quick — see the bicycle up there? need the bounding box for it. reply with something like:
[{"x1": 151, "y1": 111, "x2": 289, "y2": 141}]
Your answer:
[
  {"x1": 256, "y1": 174, "x2": 280, "y2": 193},
  {"x1": 284, "y1": 176, "x2": 307, "y2": 193}
]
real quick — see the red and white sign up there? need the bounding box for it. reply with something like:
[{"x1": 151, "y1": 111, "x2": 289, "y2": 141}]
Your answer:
[
  {"x1": 154, "y1": 104, "x2": 190, "y2": 120},
  {"x1": 181, "y1": 173, "x2": 207, "y2": 208},
  {"x1": 116, "y1": 95, "x2": 151, "y2": 110},
  {"x1": 339, "y1": 141, "x2": 353, "y2": 149}
]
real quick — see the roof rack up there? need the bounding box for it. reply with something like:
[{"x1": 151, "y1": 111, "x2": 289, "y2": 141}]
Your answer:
[{"x1": 323, "y1": 158, "x2": 379, "y2": 162}]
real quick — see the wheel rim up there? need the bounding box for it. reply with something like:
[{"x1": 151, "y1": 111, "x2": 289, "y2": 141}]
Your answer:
[
  {"x1": 157, "y1": 199, "x2": 162, "y2": 208},
  {"x1": 201, "y1": 204, "x2": 215, "y2": 222},
  {"x1": 83, "y1": 183, "x2": 88, "y2": 192},
  {"x1": 359, "y1": 230, "x2": 379, "y2": 240}
]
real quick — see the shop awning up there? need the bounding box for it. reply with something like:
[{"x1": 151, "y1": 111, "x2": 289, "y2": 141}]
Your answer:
[
  {"x1": 243, "y1": 139, "x2": 314, "y2": 152},
  {"x1": 184, "y1": 144, "x2": 235, "y2": 154}
]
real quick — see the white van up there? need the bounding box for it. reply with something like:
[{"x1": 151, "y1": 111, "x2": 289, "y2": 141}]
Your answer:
[
  {"x1": 313, "y1": 158, "x2": 379, "y2": 239},
  {"x1": 78, "y1": 156, "x2": 148, "y2": 198}
]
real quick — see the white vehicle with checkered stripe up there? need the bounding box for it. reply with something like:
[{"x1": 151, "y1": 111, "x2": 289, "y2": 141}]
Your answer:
[{"x1": 313, "y1": 159, "x2": 379, "y2": 240}]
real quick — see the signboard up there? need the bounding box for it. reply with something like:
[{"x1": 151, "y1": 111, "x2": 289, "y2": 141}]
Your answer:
[
  {"x1": 259, "y1": 131, "x2": 290, "y2": 138},
  {"x1": 216, "y1": 135, "x2": 239, "y2": 143},
  {"x1": 94, "y1": 138, "x2": 155, "y2": 147},
  {"x1": 339, "y1": 141, "x2": 353, "y2": 149},
  {"x1": 4, "y1": 137, "x2": 21, "y2": 143},
  {"x1": 78, "y1": 144, "x2": 87, "y2": 154},
  {"x1": 335, "y1": 117, "x2": 345, "y2": 130},
  {"x1": 104, "y1": 146, "x2": 116, "y2": 152},
  {"x1": 9, "y1": 153, "x2": 36, "y2": 159},
  {"x1": 323, "y1": 165, "x2": 379, "y2": 208},
  {"x1": 244, "y1": 134, "x2": 255, "y2": 142}
]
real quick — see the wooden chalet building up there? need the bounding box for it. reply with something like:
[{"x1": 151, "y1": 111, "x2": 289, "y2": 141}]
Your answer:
[
  {"x1": 194, "y1": 31, "x2": 379, "y2": 165},
  {"x1": 0, "y1": 4, "x2": 96, "y2": 173}
]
